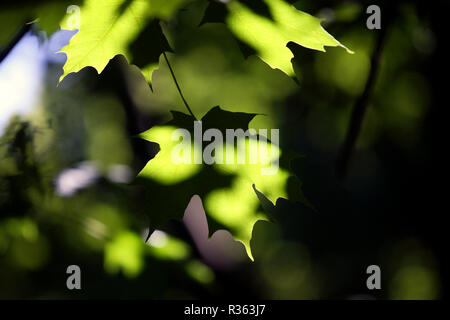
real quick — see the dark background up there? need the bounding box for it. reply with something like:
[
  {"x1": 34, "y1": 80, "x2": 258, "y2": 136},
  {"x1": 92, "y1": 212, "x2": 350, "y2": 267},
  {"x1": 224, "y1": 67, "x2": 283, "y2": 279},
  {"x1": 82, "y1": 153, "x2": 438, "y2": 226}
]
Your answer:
[{"x1": 0, "y1": 0, "x2": 446, "y2": 299}]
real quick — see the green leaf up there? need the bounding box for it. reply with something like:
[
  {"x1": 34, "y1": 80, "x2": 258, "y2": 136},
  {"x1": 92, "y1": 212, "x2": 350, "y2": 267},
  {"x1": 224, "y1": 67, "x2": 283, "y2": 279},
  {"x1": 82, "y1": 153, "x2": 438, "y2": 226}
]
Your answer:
[
  {"x1": 58, "y1": 0, "x2": 189, "y2": 83},
  {"x1": 136, "y1": 106, "x2": 306, "y2": 260},
  {"x1": 225, "y1": 0, "x2": 353, "y2": 76}
]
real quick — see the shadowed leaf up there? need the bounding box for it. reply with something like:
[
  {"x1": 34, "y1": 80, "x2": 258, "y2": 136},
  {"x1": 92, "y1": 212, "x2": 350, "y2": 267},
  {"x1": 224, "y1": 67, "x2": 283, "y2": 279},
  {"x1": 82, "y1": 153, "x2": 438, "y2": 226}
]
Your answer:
[{"x1": 136, "y1": 106, "x2": 307, "y2": 259}]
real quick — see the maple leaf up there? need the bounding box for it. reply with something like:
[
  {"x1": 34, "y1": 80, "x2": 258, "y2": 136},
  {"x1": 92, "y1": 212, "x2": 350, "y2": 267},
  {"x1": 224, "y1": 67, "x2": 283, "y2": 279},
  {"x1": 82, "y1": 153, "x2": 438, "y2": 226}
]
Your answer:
[
  {"x1": 58, "y1": 0, "x2": 189, "y2": 83},
  {"x1": 205, "y1": 0, "x2": 353, "y2": 76},
  {"x1": 135, "y1": 106, "x2": 308, "y2": 260}
]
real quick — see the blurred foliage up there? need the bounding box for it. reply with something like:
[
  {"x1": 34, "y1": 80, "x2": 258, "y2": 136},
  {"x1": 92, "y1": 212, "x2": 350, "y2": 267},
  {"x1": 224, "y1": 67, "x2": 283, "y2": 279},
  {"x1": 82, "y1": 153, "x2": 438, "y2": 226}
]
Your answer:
[
  {"x1": 0, "y1": 1, "x2": 81, "y2": 46},
  {"x1": 0, "y1": 0, "x2": 444, "y2": 299}
]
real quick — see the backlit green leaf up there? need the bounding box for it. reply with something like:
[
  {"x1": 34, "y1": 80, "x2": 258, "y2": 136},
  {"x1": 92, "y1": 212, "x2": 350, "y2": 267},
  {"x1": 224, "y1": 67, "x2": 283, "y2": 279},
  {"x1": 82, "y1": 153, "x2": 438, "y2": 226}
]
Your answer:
[
  {"x1": 226, "y1": 0, "x2": 353, "y2": 76},
  {"x1": 59, "y1": 0, "x2": 189, "y2": 83}
]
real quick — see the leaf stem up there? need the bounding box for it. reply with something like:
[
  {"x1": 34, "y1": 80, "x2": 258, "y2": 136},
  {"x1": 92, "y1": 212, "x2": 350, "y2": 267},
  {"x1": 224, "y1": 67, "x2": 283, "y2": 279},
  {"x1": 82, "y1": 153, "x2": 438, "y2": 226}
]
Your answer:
[{"x1": 163, "y1": 52, "x2": 196, "y2": 119}]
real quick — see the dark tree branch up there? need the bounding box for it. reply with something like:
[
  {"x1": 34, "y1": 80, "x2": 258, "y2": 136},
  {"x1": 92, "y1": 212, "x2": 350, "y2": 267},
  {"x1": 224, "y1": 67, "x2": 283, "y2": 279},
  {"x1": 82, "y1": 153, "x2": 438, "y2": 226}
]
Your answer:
[
  {"x1": 0, "y1": 22, "x2": 33, "y2": 64},
  {"x1": 335, "y1": 14, "x2": 392, "y2": 180}
]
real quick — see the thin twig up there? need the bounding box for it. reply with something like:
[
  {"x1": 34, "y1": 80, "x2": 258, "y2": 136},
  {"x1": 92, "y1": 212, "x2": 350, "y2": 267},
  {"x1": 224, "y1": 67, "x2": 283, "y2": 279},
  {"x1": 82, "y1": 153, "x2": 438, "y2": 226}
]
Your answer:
[{"x1": 163, "y1": 52, "x2": 196, "y2": 119}]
